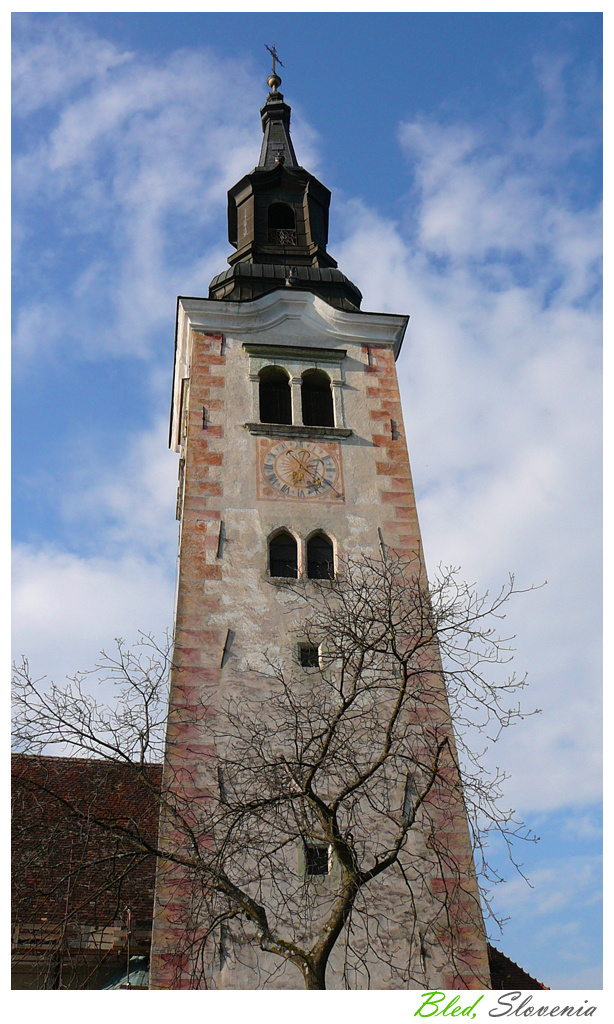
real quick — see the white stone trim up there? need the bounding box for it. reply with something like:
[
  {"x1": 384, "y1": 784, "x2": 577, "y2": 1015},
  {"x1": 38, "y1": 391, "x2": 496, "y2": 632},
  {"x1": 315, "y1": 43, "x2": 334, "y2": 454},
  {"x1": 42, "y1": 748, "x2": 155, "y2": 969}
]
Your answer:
[{"x1": 177, "y1": 290, "x2": 407, "y2": 348}]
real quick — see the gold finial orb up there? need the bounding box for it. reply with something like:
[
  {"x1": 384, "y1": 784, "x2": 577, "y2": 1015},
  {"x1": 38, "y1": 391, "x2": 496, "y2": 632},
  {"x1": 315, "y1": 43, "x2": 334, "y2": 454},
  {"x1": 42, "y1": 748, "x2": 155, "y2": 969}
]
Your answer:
[{"x1": 265, "y1": 44, "x2": 284, "y2": 92}]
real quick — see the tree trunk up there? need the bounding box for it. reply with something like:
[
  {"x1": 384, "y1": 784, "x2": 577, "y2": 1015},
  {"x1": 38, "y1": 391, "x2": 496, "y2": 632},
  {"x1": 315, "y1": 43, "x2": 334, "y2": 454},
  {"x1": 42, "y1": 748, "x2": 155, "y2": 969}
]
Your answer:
[{"x1": 303, "y1": 961, "x2": 327, "y2": 990}]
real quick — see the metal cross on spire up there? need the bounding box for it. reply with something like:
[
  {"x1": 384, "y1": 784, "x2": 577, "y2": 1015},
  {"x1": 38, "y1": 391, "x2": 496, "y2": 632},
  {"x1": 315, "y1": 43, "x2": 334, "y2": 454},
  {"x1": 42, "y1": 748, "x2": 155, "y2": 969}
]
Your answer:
[{"x1": 265, "y1": 44, "x2": 284, "y2": 75}]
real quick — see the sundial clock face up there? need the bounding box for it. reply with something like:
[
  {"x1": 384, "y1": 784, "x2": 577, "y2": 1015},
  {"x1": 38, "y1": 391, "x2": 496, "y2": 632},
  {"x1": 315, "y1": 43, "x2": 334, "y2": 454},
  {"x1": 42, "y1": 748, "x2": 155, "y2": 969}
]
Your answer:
[{"x1": 257, "y1": 439, "x2": 345, "y2": 502}]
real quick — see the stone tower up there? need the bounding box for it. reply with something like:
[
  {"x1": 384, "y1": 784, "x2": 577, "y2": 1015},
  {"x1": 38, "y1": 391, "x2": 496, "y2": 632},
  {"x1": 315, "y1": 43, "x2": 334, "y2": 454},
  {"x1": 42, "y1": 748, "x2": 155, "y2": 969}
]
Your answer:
[{"x1": 149, "y1": 69, "x2": 491, "y2": 991}]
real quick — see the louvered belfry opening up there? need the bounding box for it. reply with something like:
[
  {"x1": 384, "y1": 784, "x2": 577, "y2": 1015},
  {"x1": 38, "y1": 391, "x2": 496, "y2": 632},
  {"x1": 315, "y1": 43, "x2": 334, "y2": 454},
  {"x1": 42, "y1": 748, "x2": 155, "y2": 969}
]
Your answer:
[
  {"x1": 269, "y1": 531, "x2": 298, "y2": 578},
  {"x1": 259, "y1": 366, "x2": 292, "y2": 425},
  {"x1": 301, "y1": 369, "x2": 334, "y2": 427},
  {"x1": 268, "y1": 202, "x2": 296, "y2": 246},
  {"x1": 307, "y1": 533, "x2": 334, "y2": 580}
]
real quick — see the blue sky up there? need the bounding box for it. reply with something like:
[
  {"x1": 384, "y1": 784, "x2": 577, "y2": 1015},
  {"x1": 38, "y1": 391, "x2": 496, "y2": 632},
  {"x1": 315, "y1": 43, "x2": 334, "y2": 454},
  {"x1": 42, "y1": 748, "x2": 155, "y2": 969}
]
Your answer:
[{"x1": 11, "y1": 12, "x2": 602, "y2": 992}]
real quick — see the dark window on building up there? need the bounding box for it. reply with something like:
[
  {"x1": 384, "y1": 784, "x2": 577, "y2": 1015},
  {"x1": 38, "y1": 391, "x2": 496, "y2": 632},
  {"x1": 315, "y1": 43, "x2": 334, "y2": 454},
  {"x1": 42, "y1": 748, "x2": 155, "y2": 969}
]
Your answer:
[
  {"x1": 269, "y1": 531, "x2": 298, "y2": 578},
  {"x1": 307, "y1": 533, "x2": 334, "y2": 580},
  {"x1": 268, "y1": 203, "x2": 296, "y2": 245},
  {"x1": 301, "y1": 369, "x2": 334, "y2": 428},
  {"x1": 259, "y1": 366, "x2": 291, "y2": 425},
  {"x1": 305, "y1": 844, "x2": 329, "y2": 876},
  {"x1": 299, "y1": 644, "x2": 320, "y2": 668},
  {"x1": 268, "y1": 202, "x2": 295, "y2": 229}
]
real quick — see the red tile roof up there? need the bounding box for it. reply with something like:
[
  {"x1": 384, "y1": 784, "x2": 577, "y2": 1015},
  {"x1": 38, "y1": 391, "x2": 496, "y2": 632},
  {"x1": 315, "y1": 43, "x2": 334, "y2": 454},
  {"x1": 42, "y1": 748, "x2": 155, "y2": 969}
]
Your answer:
[
  {"x1": 12, "y1": 753, "x2": 162, "y2": 929},
  {"x1": 488, "y1": 943, "x2": 548, "y2": 990}
]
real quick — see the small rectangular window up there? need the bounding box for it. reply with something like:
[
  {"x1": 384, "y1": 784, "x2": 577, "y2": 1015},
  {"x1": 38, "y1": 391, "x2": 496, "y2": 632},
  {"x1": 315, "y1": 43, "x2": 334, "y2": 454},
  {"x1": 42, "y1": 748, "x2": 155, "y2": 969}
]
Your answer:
[
  {"x1": 299, "y1": 644, "x2": 320, "y2": 668},
  {"x1": 217, "y1": 765, "x2": 228, "y2": 805},
  {"x1": 305, "y1": 843, "x2": 329, "y2": 876}
]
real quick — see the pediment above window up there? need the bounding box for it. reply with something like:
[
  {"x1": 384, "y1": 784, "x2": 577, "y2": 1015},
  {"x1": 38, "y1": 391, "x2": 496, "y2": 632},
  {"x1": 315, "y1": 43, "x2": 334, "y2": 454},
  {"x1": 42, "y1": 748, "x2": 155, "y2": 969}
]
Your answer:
[{"x1": 243, "y1": 343, "x2": 346, "y2": 368}]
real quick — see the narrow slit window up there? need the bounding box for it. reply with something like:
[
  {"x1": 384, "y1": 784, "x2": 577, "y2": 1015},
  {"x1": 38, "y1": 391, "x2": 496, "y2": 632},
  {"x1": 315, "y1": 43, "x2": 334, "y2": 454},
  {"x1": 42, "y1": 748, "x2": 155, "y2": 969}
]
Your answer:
[
  {"x1": 403, "y1": 775, "x2": 418, "y2": 820},
  {"x1": 269, "y1": 531, "x2": 298, "y2": 579},
  {"x1": 259, "y1": 366, "x2": 292, "y2": 425},
  {"x1": 219, "y1": 922, "x2": 229, "y2": 969},
  {"x1": 307, "y1": 533, "x2": 334, "y2": 580},
  {"x1": 301, "y1": 369, "x2": 334, "y2": 428}
]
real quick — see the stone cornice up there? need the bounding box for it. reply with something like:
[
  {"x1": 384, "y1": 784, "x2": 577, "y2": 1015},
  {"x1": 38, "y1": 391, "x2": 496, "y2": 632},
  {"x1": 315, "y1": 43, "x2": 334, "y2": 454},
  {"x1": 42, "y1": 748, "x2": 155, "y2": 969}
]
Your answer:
[{"x1": 177, "y1": 290, "x2": 408, "y2": 353}]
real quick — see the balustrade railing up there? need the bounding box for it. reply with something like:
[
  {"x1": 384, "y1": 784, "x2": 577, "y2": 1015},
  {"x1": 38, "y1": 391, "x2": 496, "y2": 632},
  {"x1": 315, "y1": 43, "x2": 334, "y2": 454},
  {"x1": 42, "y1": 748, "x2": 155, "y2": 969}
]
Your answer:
[{"x1": 268, "y1": 229, "x2": 297, "y2": 245}]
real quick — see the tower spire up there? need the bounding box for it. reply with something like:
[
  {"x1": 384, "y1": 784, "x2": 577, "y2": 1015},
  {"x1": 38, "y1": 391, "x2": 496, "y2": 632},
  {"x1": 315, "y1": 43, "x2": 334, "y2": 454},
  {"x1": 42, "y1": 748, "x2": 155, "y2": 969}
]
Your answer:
[
  {"x1": 208, "y1": 63, "x2": 362, "y2": 311},
  {"x1": 258, "y1": 49, "x2": 298, "y2": 170}
]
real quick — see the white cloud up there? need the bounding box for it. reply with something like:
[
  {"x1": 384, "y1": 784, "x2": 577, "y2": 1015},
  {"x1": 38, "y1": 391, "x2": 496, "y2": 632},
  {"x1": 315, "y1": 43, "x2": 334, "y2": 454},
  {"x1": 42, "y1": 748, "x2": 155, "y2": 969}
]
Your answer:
[
  {"x1": 12, "y1": 415, "x2": 179, "y2": 688},
  {"x1": 497, "y1": 855, "x2": 601, "y2": 919},
  {"x1": 561, "y1": 812, "x2": 602, "y2": 842},
  {"x1": 12, "y1": 402, "x2": 181, "y2": 686},
  {"x1": 488, "y1": 849, "x2": 602, "y2": 988},
  {"x1": 11, "y1": 15, "x2": 133, "y2": 116},
  {"x1": 334, "y1": 63, "x2": 601, "y2": 816},
  {"x1": 60, "y1": 416, "x2": 180, "y2": 561},
  {"x1": 11, "y1": 302, "x2": 65, "y2": 364},
  {"x1": 12, "y1": 385, "x2": 181, "y2": 683},
  {"x1": 12, "y1": 24, "x2": 261, "y2": 364},
  {"x1": 12, "y1": 543, "x2": 176, "y2": 690}
]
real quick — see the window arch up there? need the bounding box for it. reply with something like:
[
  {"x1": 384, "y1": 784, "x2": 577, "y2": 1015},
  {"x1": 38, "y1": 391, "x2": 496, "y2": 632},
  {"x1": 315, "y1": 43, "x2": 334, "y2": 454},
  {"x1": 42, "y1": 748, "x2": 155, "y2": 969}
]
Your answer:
[
  {"x1": 301, "y1": 369, "x2": 334, "y2": 428},
  {"x1": 269, "y1": 530, "x2": 298, "y2": 579},
  {"x1": 306, "y1": 532, "x2": 334, "y2": 580},
  {"x1": 259, "y1": 366, "x2": 291, "y2": 425}
]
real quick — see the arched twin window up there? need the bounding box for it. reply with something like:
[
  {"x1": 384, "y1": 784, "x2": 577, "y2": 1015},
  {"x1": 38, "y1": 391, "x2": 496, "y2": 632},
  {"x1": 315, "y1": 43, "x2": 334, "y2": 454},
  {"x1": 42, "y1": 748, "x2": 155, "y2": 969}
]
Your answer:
[
  {"x1": 269, "y1": 531, "x2": 298, "y2": 578},
  {"x1": 306, "y1": 532, "x2": 334, "y2": 580},
  {"x1": 301, "y1": 370, "x2": 334, "y2": 428},
  {"x1": 259, "y1": 367, "x2": 292, "y2": 426},
  {"x1": 259, "y1": 366, "x2": 334, "y2": 428},
  {"x1": 268, "y1": 531, "x2": 334, "y2": 580}
]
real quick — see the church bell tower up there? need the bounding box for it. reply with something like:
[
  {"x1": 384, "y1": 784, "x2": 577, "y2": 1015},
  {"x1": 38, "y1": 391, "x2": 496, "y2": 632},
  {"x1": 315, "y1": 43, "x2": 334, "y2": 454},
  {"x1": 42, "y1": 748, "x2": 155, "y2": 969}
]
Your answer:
[{"x1": 150, "y1": 64, "x2": 491, "y2": 991}]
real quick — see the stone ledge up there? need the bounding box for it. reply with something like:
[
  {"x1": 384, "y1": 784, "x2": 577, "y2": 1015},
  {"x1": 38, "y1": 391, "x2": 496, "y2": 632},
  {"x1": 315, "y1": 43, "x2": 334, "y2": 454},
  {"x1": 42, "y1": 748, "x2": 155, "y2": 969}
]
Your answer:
[{"x1": 245, "y1": 422, "x2": 352, "y2": 440}]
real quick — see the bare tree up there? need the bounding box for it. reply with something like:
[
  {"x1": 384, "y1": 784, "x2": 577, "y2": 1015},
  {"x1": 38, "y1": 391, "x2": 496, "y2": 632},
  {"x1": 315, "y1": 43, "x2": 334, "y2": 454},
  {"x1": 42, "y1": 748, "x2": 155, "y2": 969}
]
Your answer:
[{"x1": 12, "y1": 555, "x2": 538, "y2": 990}]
